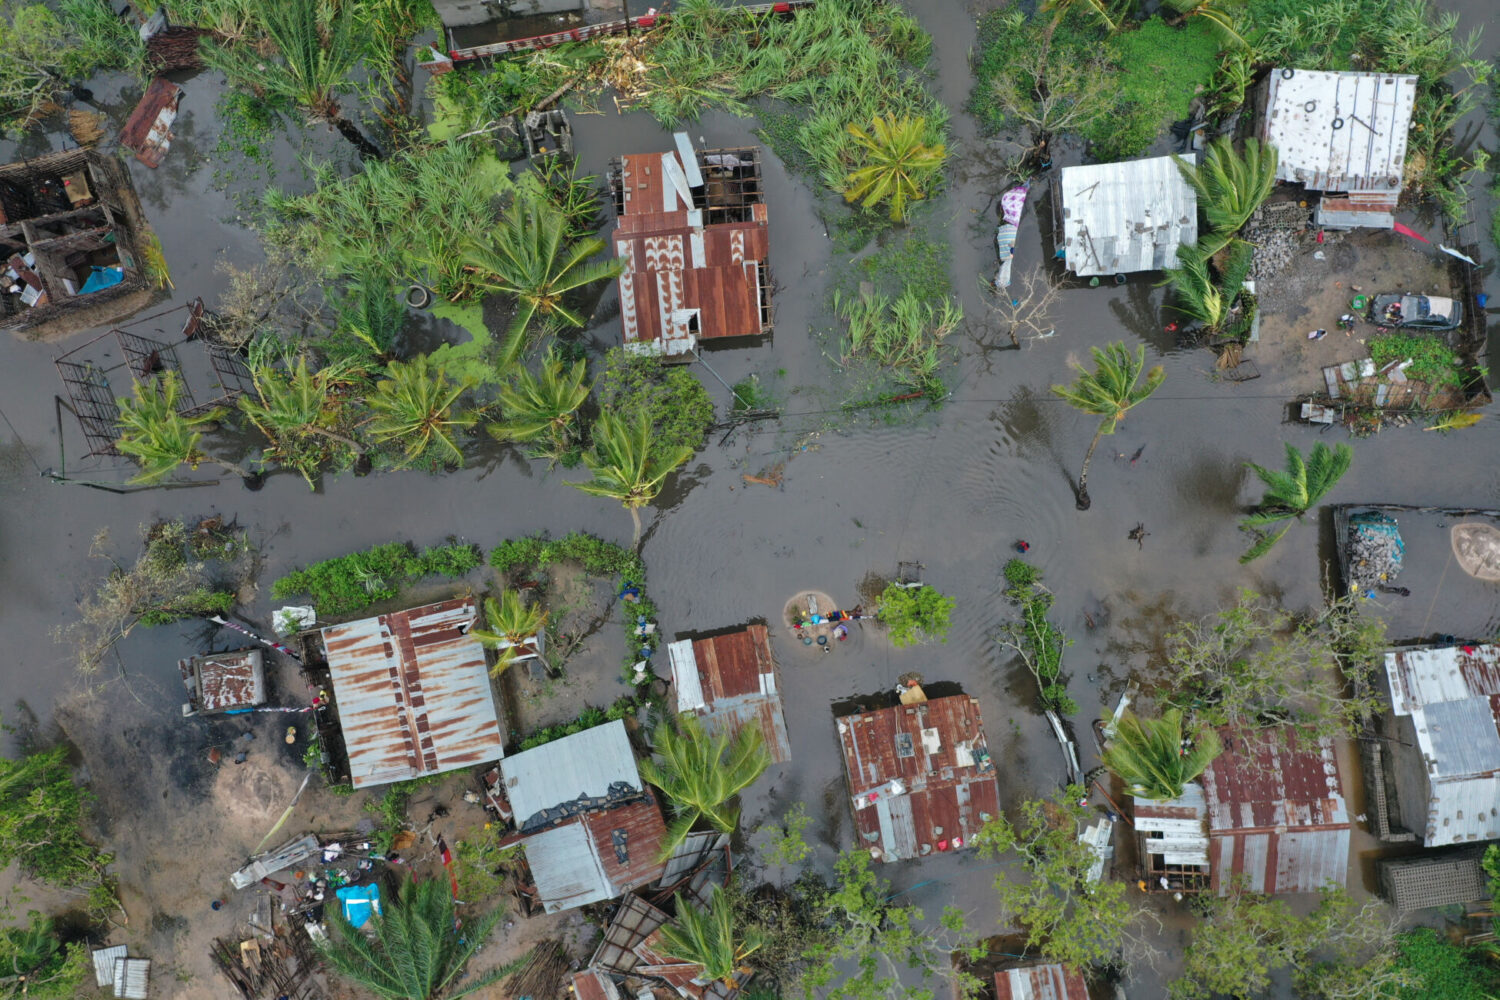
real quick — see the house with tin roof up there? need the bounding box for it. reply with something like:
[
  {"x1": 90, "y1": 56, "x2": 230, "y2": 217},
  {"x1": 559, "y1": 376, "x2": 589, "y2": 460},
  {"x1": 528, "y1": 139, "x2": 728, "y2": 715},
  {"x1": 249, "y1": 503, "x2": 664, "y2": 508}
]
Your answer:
[
  {"x1": 666, "y1": 625, "x2": 790, "y2": 763},
  {"x1": 1054, "y1": 155, "x2": 1198, "y2": 279}
]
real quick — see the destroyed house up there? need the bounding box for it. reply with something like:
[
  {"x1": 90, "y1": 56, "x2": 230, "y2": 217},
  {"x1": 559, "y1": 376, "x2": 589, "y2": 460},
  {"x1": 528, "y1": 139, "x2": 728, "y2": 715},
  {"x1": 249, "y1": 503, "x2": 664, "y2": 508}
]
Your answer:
[
  {"x1": 835, "y1": 693, "x2": 999, "y2": 863},
  {"x1": 318, "y1": 599, "x2": 504, "y2": 789},
  {"x1": 1133, "y1": 729, "x2": 1350, "y2": 895},
  {"x1": 501, "y1": 720, "x2": 668, "y2": 913},
  {"x1": 179, "y1": 648, "x2": 265, "y2": 715},
  {"x1": 666, "y1": 625, "x2": 790, "y2": 763},
  {"x1": 1375, "y1": 643, "x2": 1500, "y2": 846},
  {"x1": 1257, "y1": 69, "x2": 1418, "y2": 229},
  {"x1": 0, "y1": 148, "x2": 153, "y2": 331},
  {"x1": 1055, "y1": 155, "x2": 1197, "y2": 278},
  {"x1": 610, "y1": 134, "x2": 770, "y2": 356}
]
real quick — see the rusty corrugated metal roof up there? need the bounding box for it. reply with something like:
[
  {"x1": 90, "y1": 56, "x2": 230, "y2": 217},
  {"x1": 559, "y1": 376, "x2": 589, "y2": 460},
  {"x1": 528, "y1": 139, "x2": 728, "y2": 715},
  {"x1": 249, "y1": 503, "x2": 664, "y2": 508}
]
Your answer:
[
  {"x1": 1260, "y1": 69, "x2": 1416, "y2": 194},
  {"x1": 572, "y1": 970, "x2": 622, "y2": 1000},
  {"x1": 993, "y1": 964, "x2": 1088, "y2": 1000},
  {"x1": 180, "y1": 647, "x2": 265, "y2": 713},
  {"x1": 1384, "y1": 643, "x2": 1500, "y2": 845},
  {"x1": 635, "y1": 929, "x2": 744, "y2": 1000},
  {"x1": 322, "y1": 599, "x2": 503, "y2": 789},
  {"x1": 119, "y1": 78, "x2": 182, "y2": 168},
  {"x1": 667, "y1": 626, "x2": 790, "y2": 763},
  {"x1": 524, "y1": 798, "x2": 669, "y2": 914},
  {"x1": 835, "y1": 694, "x2": 1000, "y2": 862},
  {"x1": 1202, "y1": 729, "x2": 1350, "y2": 894}
]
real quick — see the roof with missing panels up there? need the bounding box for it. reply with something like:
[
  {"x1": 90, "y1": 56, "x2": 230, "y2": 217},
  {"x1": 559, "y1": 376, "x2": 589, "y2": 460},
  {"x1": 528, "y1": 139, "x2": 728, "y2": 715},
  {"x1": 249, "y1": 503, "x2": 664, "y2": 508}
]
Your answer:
[
  {"x1": 1202, "y1": 730, "x2": 1350, "y2": 894},
  {"x1": 522, "y1": 796, "x2": 668, "y2": 913},
  {"x1": 1057, "y1": 155, "x2": 1197, "y2": 276},
  {"x1": 1383, "y1": 643, "x2": 1500, "y2": 845},
  {"x1": 321, "y1": 599, "x2": 502, "y2": 789},
  {"x1": 1259, "y1": 68, "x2": 1417, "y2": 193},
  {"x1": 181, "y1": 647, "x2": 265, "y2": 713},
  {"x1": 667, "y1": 626, "x2": 791, "y2": 763},
  {"x1": 993, "y1": 964, "x2": 1089, "y2": 1000},
  {"x1": 501, "y1": 720, "x2": 644, "y2": 831},
  {"x1": 835, "y1": 694, "x2": 999, "y2": 863}
]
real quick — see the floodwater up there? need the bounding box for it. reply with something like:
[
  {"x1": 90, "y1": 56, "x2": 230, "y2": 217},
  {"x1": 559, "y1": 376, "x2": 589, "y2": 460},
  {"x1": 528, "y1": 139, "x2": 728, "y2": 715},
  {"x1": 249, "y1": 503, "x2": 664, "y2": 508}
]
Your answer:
[{"x1": 0, "y1": 0, "x2": 1497, "y2": 993}]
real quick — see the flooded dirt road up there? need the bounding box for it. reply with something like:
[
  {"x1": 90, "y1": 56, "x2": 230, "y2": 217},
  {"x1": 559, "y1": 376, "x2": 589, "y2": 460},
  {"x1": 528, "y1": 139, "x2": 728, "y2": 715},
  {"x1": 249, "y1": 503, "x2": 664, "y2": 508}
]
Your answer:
[{"x1": 0, "y1": 0, "x2": 1497, "y2": 994}]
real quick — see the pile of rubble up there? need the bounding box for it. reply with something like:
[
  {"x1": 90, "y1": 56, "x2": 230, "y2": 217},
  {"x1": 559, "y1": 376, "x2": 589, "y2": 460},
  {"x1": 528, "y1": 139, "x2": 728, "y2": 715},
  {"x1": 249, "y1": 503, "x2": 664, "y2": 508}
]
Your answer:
[
  {"x1": 1243, "y1": 202, "x2": 1317, "y2": 283},
  {"x1": 1346, "y1": 514, "x2": 1405, "y2": 591}
]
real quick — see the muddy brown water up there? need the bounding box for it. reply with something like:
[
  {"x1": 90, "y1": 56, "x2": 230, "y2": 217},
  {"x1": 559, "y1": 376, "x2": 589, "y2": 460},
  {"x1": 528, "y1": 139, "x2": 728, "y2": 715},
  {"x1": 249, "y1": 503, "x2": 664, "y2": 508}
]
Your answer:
[{"x1": 0, "y1": 0, "x2": 1497, "y2": 992}]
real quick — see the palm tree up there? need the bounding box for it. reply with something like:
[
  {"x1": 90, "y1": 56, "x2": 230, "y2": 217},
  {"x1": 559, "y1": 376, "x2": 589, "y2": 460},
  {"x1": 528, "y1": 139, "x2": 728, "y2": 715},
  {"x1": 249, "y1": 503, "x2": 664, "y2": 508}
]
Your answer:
[
  {"x1": 470, "y1": 590, "x2": 547, "y2": 677},
  {"x1": 1102, "y1": 708, "x2": 1221, "y2": 801},
  {"x1": 1161, "y1": 0, "x2": 1250, "y2": 48},
  {"x1": 463, "y1": 193, "x2": 621, "y2": 368},
  {"x1": 487, "y1": 349, "x2": 589, "y2": 464},
  {"x1": 1173, "y1": 138, "x2": 1278, "y2": 253},
  {"x1": 366, "y1": 357, "x2": 477, "y2": 469},
  {"x1": 202, "y1": 0, "x2": 382, "y2": 159},
  {"x1": 239, "y1": 349, "x2": 368, "y2": 488},
  {"x1": 569, "y1": 411, "x2": 693, "y2": 548},
  {"x1": 638, "y1": 715, "x2": 771, "y2": 860},
  {"x1": 1163, "y1": 239, "x2": 1255, "y2": 333},
  {"x1": 115, "y1": 372, "x2": 255, "y2": 483},
  {"x1": 1050, "y1": 342, "x2": 1165, "y2": 511},
  {"x1": 1041, "y1": 0, "x2": 1118, "y2": 33},
  {"x1": 318, "y1": 878, "x2": 506, "y2": 1000},
  {"x1": 656, "y1": 886, "x2": 765, "y2": 989},
  {"x1": 842, "y1": 116, "x2": 947, "y2": 224},
  {"x1": 1239, "y1": 442, "x2": 1353, "y2": 563}
]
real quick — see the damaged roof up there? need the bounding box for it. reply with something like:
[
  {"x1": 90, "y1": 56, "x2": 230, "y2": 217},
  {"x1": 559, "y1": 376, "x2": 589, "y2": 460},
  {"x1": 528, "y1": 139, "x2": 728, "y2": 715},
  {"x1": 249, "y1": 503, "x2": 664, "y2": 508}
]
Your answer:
[
  {"x1": 502, "y1": 720, "x2": 645, "y2": 831},
  {"x1": 1202, "y1": 729, "x2": 1350, "y2": 894},
  {"x1": 835, "y1": 693, "x2": 1000, "y2": 862},
  {"x1": 322, "y1": 599, "x2": 502, "y2": 789},
  {"x1": 1260, "y1": 68, "x2": 1417, "y2": 194},
  {"x1": 1057, "y1": 155, "x2": 1197, "y2": 276},
  {"x1": 180, "y1": 647, "x2": 265, "y2": 713},
  {"x1": 667, "y1": 625, "x2": 791, "y2": 763},
  {"x1": 523, "y1": 796, "x2": 668, "y2": 913},
  {"x1": 119, "y1": 78, "x2": 182, "y2": 168},
  {"x1": 993, "y1": 964, "x2": 1089, "y2": 1000},
  {"x1": 1383, "y1": 643, "x2": 1500, "y2": 845},
  {"x1": 1134, "y1": 781, "x2": 1210, "y2": 868}
]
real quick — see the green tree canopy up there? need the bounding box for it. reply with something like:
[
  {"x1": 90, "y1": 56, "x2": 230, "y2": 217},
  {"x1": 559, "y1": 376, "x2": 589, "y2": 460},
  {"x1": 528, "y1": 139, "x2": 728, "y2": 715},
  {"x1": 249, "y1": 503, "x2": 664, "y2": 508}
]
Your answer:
[
  {"x1": 366, "y1": 357, "x2": 476, "y2": 469},
  {"x1": 569, "y1": 410, "x2": 694, "y2": 547},
  {"x1": 1239, "y1": 441, "x2": 1353, "y2": 562},
  {"x1": 115, "y1": 372, "x2": 253, "y2": 483},
  {"x1": 657, "y1": 886, "x2": 765, "y2": 988},
  {"x1": 841, "y1": 115, "x2": 946, "y2": 223}
]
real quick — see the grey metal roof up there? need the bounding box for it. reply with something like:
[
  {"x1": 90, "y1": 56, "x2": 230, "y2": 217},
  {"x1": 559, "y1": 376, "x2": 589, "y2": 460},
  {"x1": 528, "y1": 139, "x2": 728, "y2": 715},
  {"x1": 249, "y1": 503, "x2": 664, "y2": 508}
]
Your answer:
[
  {"x1": 1384, "y1": 643, "x2": 1500, "y2": 845},
  {"x1": 502, "y1": 720, "x2": 641, "y2": 827},
  {"x1": 93, "y1": 945, "x2": 126, "y2": 987},
  {"x1": 1058, "y1": 155, "x2": 1197, "y2": 277},
  {"x1": 526, "y1": 821, "x2": 613, "y2": 912},
  {"x1": 114, "y1": 957, "x2": 149, "y2": 999},
  {"x1": 1260, "y1": 69, "x2": 1417, "y2": 193},
  {"x1": 1134, "y1": 782, "x2": 1209, "y2": 867}
]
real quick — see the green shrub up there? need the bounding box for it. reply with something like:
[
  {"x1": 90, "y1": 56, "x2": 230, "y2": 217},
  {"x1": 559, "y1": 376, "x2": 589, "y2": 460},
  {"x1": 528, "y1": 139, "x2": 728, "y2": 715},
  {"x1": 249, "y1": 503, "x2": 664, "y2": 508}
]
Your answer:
[
  {"x1": 594, "y1": 350, "x2": 715, "y2": 459},
  {"x1": 999, "y1": 559, "x2": 1077, "y2": 715},
  {"x1": 1368, "y1": 333, "x2": 1463, "y2": 388},
  {"x1": 1085, "y1": 19, "x2": 1220, "y2": 160},
  {"x1": 0, "y1": 748, "x2": 113, "y2": 894},
  {"x1": 272, "y1": 541, "x2": 481, "y2": 616},
  {"x1": 876, "y1": 583, "x2": 955, "y2": 648}
]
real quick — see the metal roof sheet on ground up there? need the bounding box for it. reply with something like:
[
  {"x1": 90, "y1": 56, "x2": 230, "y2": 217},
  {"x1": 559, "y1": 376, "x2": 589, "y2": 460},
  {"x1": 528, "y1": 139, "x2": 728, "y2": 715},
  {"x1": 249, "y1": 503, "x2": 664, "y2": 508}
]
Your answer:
[
  {"x1": 1382, "y1": 643, "x2": 1500, "y2": 845},
  {"x1": 994, "y1": 964, "x2": 1089, "y2": 1000},
  {"x1": 1057, "y1": 155, "x2": 1197, "y2": 277},
  {"x1": 93, "y1": 944, "x2": 126, "y2": 987},
  {"x1": 573, "y1": 970, "x2": 624, "y2": 1000},
  {"x1": 119, "y1": 77, "x2": 182, "y2": 168},
  {"x1": 591, "y1": 894, "x2": 671, "y2": 974},
  {"x1": 229, "y1": 833, "x2": 321, "y2": 890},
  {"x1": 1202, "y1": 730, "x2": 1351, "y2": 894},
  {"x1": 1378, "y1": 847, "x2": 1490, "y2": 912},
  {"x1": 658, "y1": 831, "x2": 729, "y2": 889},
  {"x1": 113, "y1": 957, "x2": 149, "y2": 999},
  {"x1": 668, "y1": 626, "x2": 790, "y2": 762},
  {"x1": 836, "y1": 694, "x2": 1000, "y2": 862},
  {"x1": 182, "y1": 647, "x2": 265, "y2": 712},
  {"x1": 635, "y1": 929, "x2": 744, "y2": 1000},
  {"x1": 1260, "y1": 69, "x2": 1417, "y2": 193},
  {"x1": 322, "y1": 599, "x2": 502, "y2": 789},
  {"x1": 502, "y1": 719, "x2": 642, "y2": 830}
]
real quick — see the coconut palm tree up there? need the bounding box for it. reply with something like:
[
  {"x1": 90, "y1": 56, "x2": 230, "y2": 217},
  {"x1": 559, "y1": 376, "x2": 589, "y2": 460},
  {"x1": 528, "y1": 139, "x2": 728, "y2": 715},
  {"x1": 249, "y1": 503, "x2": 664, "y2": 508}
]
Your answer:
[
  {"x1": 1163, "y1": 239, "x2": 1255, "y2": 333},
  {"x1": 202, "y1": 0, "x2": 382, "y2": 159},
  {"x1": 239, "y1": 348, "x2": 369, "y2": 488},
  {"x1": 1103, "y1": 708, "x2": 1222, "y2": 802},
  {"x1": 1239, "y1": 441, "x2": 1353, "y2": 563},
  {"x1": 657, "y1": 886, "x2": 765, "y2": 989},
  {"x1": 470, "y1": 590, "x2": 547, "y2": 677},
  {"x1": 318, "y1": 878, "x2": 507, "y2": 1000},
  {"x1": 569, "y1": 411, "x2": 693, "y2": 548},
  {"x1": 487, "y1": 349, "x2": 589, "y2": 464},
  {"x1": 366, "y1": 356, "x2": 476, "y2": 469},
  {"x1": 842, "y1": 116, "x2": 947, "y2": 224},
  {"x1": 1173, "y1": 138, "x2": 1278, "y2": 253},
  {"x1": 1161, "y1": 0, "x2": 1250, "y2": 49},
  {"x1": 1050, "y1": 342, "x2": 1166, "y2": 511},
  {"x1": 1041, "y1": 0, "x2": 1118, "y2": 33},
  {"x1": 115, "y1": 372, "x2": 255, "y2": 483},
  {"x1": 638, "y1": 715, "x2": 771, "y2": 860},
  {"x1": 463, "y1": 193, "x2": 620, "y2": 368}
]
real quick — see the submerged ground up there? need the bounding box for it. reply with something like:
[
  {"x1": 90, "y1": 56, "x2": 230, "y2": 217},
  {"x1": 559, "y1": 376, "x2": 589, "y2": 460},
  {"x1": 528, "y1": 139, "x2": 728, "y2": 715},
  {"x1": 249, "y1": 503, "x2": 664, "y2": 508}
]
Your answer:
[{"x1": 0, "y1": 0, "x2": 1498, "y2": 996}]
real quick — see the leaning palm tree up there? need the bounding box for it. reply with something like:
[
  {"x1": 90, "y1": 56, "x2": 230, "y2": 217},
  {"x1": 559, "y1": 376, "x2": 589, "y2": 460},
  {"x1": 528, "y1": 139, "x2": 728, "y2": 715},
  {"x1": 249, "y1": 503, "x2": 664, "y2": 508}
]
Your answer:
[
  {"x1": 569, "y1": 411, "x2": 693, "y2": 548},
  {"x1": 1050, "y1": 342, "x2": 1166, "y2": 511},
  {"x1": 1103, "y1": 709, "x2": 1222, "y2": 802},
  {"x1": 318, "y1": 878, "x2": 507, "y2": 1000},
  {"x1": 115, "y1": 372, "x2": 255, "y2": 483},
  {"x1": 842, "y1": 116, "x2": 947, "y2": 224},
  {"x1": 638, "y1": 715, "x2": 771, "y2": 861},
  {"x1": 1041, "y1": 0, "x2": 1118, "y2": 33},
  {"x1": 470, "y1": 590, "x2": 548, "y2": 677},
  {"x1": 487, "y1": 349, "x2": 589, "y2": 464},
  {"x1": 1163, "y1": 239, "x2": 1255, "y2": 333},
  {"x1": 1173, "y1": 138, "x2": 1278, "y2": 253},
  {"x1": 1239, "y1": 441, "x2": 1354, "y2": 563},
  {"x1": 201, "y1": 0, "x2": 381, "y2": 159},
  {"x1": 240, "y1": 348, "x2": 369, "y2": 488},
  {"x1": 657, "y1": 886, "x2": 765, "y2": 989},
  {"x1": 463, "y1": 193, "x2": 621, "y2": 368},
  {"x1": 1161, "y1": 0, "x2": 1250, "y2": 49},
  {"x1": 366, "y1": 357, "x2": 477, "y2": 469}
]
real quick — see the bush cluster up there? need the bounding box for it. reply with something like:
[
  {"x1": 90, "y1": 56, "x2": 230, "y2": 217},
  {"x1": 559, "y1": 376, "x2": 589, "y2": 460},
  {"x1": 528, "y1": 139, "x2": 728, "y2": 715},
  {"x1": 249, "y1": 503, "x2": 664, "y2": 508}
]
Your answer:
[
  {"x1": 876, "y1": 582, "x2": 955, "y2": 648},
  {"x1": 272, "y1": 541, "x2": 482, "y2": 616},
  {"x1": 593, "y1": 350, "x2": 715, "y2": 460},
  {"x1": 517, "y1": 696, "x2": 641, "y2": 751}
]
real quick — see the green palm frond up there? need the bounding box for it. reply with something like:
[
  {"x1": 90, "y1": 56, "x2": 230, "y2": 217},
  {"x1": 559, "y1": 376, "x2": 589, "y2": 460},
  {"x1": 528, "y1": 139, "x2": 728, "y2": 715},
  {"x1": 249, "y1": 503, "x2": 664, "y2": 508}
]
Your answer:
[
  {"x1": 638, "y1": 715, "x2": 770, "y2": 861},
  {"x1": 366, "y1": 356, "x2": 476, "y2": 469},
  {"x1": 1103, "y1": 708, "x2": 1221, "y2": 801},
  {"x1": 656, "y1": 886, "x2": 765, "y2": 988},
  {"x1": 115, "y1": 371, "x2": 226, "y2": 483},
  {"x1": 1240, "y1": 442, "x2": 1350, "y2": 562},
  {"x1": 842, "y1": 115, "x2": 946, "y2": 223},
  {"x1": 570, "y1": 410, "x2": 693, "y2": 544},
  {"x1": 1050, "y1": 342, "x2": 1166, "y2": 435},
  {"x1": 201, "y1": 0, "x2": 361, "y2": 120},
  {"x1": 470, "y1": 591, "x2": 546, "y2": 676},
  {"x1": 487, "y1": 349, "x2": 589, "y2": 455},
  {"x1": 1174, "y1": 137, "x2": 1278, "y2": 247},
  {"x1": 1041, "y1": 0, "x2": 1118, "y2": 31},
  {"x1": 1238, "y1": 521, "x2": 1294, "y2": 564}
]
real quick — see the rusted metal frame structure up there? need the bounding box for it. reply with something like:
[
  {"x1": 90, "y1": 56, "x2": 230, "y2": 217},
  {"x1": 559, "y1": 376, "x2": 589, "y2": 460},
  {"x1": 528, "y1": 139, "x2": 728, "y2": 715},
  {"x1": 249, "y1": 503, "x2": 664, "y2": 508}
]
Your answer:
[{"x1": 609, "y1": 145, "x2": 765, "y2": 225}]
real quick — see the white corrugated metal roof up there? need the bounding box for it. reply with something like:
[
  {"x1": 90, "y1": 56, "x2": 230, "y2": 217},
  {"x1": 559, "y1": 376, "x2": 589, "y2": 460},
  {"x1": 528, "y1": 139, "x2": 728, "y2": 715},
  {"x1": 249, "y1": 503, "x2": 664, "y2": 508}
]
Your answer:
[
  {"x1": 667, "y1": 639, "x2": 705, "y2": 713},
  {"x1": 114, "y1": 957, "x2": 149, "y2": 999},
  {"x1": 1058, "y1": 155, "x2": 1197, "y2": 277},
  {"x1": 502, "y1": 720, "x2": 641, "y2": 825},
  {"x1": 93, "y1": 945, "x2": 126, "y2": 987},
  {"x1": 526, "y1": 821, "x2": 612, "y2": 913},
  {"x1": 1261, "y1": 69, "x2": 1416, "y2": 193},
  {"x1": 1134, "y1": 783, "x2": 1210, "y2": 865}
]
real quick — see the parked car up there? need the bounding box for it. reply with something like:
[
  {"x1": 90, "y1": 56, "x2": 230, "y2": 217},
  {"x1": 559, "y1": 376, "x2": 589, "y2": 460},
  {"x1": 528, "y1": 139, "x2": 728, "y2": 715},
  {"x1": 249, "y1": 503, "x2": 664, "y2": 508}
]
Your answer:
[{"x1": 1369, "y1": 292, "x2": 1463, "y2": 331}]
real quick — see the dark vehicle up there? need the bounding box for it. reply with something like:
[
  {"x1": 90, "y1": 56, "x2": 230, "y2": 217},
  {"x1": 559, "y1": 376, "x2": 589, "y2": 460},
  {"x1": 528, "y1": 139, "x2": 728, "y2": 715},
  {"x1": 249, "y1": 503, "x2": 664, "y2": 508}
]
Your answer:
[{"x1": 1369, "y1": 292, "x2": 1463, "y2": 331}]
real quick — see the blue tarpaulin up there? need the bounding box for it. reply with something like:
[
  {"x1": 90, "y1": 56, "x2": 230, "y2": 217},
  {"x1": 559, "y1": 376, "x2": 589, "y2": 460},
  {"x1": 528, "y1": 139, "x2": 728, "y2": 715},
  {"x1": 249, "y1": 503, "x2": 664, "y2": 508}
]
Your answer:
[
  {"x1": 78, "y1": 266, "x2": 124, "y2": 295},
  {"x1": 335, "y1": 883, "x2": 381, "y2": 928}
]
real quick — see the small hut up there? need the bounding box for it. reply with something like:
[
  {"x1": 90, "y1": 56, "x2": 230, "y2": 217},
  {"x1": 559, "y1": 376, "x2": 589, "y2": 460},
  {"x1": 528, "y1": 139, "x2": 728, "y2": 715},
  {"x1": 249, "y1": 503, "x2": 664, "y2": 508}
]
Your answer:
[
  {"x1": 666, "y1": 625, "x2": 790, "y2": 762},
  {"x1": 179, "y1": 648, "x2": 265, "y2": 716},
  {"x1": 1054, "y1": 155, "x2": 1197, "y2": 278}
]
